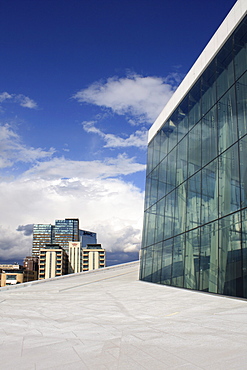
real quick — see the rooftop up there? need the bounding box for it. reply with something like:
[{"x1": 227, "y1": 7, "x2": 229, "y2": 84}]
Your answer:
[{"x1": 1, "y1": 261, "x2": 247, "y2": 369}]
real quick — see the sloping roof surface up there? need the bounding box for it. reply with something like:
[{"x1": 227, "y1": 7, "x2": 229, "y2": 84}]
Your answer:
[{"x1": 0, "y1": 261, "x2": 247, "y2": 369}]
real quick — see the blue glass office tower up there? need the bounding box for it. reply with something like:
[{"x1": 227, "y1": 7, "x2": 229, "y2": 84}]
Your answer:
[
  {"x1": 32, "y1": 224, "x2": 55, "y2": 256},
  {"x1": 55, "y1": 218, "x2": 79, "y2": 254},
  {"x1": 140, "y1": 1, "x2": 247, "y2": 298}
]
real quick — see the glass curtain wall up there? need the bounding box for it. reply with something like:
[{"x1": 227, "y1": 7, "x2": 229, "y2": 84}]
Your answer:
[{"x1": 140, "y1": 16, "x2": 247, "y2": 298}]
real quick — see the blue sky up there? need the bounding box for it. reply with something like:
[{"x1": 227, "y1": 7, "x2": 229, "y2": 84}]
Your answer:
[{"x1": 0, "y1": 0, "x2": 236, "y2": 265}]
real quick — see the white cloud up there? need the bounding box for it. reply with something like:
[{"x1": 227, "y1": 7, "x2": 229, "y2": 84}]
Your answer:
[
  {"x1": 83, "y1": 121, "x2": 148, "y2": 149},
  {"x1": 0, "y1": 225, "x2": 32, "y2": 260},
  {"x1": 0, "y1": 124, "x2": 55, "y2": 169},
  {"x1": 0, "y1": 92, "x2": 12, "y2": 103},
  {"x1": 15, "y1": 94, "x2": 38, "y2": 109},
  {"x1": 22, "y1": 154, "x2": 145, "y2": 180},
  {"x1": 0, "y1": 174, "x2": 144, "y2": 260},
  {"x1": 73, "y1": 73, "x2": 180, "y2": 124},
  {"x1": 0, "y1": 91, "x2": 38, "y2": 109}
]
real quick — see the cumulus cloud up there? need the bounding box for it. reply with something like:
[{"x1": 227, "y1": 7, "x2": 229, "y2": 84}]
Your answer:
[
  {"x1": 0, "y1": 124, "x2": 55, "y2": 169},
  {"x1": 0, "y1": 174, "x2": 144, "y2": 262},
  {"x1": 82, "y1": 121, "x2": 148, "y2": 149},
  {"x1": 0, "y1": 225, "x2": 32, "y2": 260},
  {"x1": 73, "y1": 73, "x2": 180, "y2": 124},
  {"x1": 0, "y1": 91, "x2": 38, "y2": 109}
]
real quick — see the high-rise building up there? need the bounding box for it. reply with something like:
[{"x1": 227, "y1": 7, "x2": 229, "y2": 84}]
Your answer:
[
  {"x1": 32, "y1": 224, "x2": 54, "y2": 256},
  {"x1": 54, "y1": 218, "x2": 79, "y2": 255},
  {"x1": 140, "y1": 0, "x2": 247, "y2": 298},
  {"x1": 82, "y1": 244, "x2": 105, "y2": 272},
  {"x1": 39, "y1": 244, "x2": 68, "y2": 280},
  {"x1": 80, "y1": 229, "x2": 97, "y2": 248},
  {"x1": 32, "y1": 218, "x2": 81, "y2": 257}
]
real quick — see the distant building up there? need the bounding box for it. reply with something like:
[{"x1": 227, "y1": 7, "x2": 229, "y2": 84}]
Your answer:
[
  {"x1": 39, "y1": 244, "x2": 68, "y2": 280},
  {"x1": 82, "y1": 244, "x2": 105, "y2": 272},
  {"x1": 32, "y1": 219, "x2": 96, "y2": 258},
  {"x1": 54, "y1": 218, "x2": 79, "y2": 255},
  {"x1": 32, "y1": 224, "x2": 55, "y2": 257},
  {"x1": 68, "y1": 242, "x2": 81, "y2": 273},
  {"x1": 32, "y1": 219, "x2": 98, "y2": 274},
  {"x1": 23, "y1": 256, "x2": 39, "y2": 281},
  {"x1": 0, "y1": 264, "x2": 37, "y2": 287},
  {"x1": 0, "y1": 264, "x2": 22, "y2": 270},
  {"x1": 80, "y1": 230, "x2": 97, "y2": 248},
  {"x1": 23, "y1": 256, "x2": 39, "y2": 272}
]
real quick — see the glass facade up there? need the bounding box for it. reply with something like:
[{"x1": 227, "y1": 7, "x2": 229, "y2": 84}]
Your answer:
[
  {"x1": 32, "y1": 224, "x2": 55, "y2": 256},
  {"x1": 140, "y1": 15, "x2": 247, "y2": 298},
  {"x1": 54, "y1": 218, "x2": 79, "y2": 254}
]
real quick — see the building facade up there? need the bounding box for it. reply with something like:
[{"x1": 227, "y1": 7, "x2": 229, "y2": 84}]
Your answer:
[
  {"x1": 82, "y1": 244, "x2": 106, "y2": 272},
  {"x1": 32, "y1": 218, "x2": 81, "y2": 257},
  {"x1": 68, "y1": 242, "x2": 81, "y2": 273},
  {"x1": 39, "y1": 244, "x2": 68, "y2": 279},
  {"x1": 0, "y1": 264, "x2": 37, "y2": 287},
  {"x1": 140, "y1": 0, "x2": 247, "y2": 298},
  {"x1": 32, "y1": 224, "x2": 55, "y2": 256},
  {"x1": 54, "y1": 218, "x2": 79, "y2": 255}
]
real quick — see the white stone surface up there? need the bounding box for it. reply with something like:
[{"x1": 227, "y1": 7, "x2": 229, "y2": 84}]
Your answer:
[
  {"x1": 148, "y1": 0, "x2": 247, "y2": 143},
  {"x1": 0, "y1": 261, "x2": 247, "y2": 369}
]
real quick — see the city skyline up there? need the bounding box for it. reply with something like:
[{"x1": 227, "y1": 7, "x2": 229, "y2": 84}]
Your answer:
[{"x1": 0, "y1": 0, "x2": 237, "y2": 265}]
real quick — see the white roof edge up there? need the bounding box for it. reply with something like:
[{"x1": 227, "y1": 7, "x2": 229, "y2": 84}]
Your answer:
[{"x1": 148, "y1": 0, "x2": 247, "y2": 143}]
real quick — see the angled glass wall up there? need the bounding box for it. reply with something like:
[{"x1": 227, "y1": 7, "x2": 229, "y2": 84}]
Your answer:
[{"x1": 140, "y1": 15, "x2": 247, "y2": 298}]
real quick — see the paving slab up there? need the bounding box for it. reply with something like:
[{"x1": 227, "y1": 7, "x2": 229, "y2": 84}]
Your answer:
[{"x1": 0, "y1": 261, "x2": 246, "y2": 369}]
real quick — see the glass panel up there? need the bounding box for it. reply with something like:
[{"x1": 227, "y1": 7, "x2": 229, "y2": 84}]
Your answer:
[
  {"x1": 239, "y1": 135, "x2": 247, "y2": 208},
  {"x1": 218, "y1": 213, "x2": 242, "y2": 297},
  {"x1": 159, "y1": 129, "x2": 169, "y2": 162},
  {"x1": 163, "y1": 191, "x2": 175, "y2": 240},
  {"x1": 152, "y1": 242, "x2": 163, "y2": 283},
  {"x1": 200, "y1": 221, "x2": 218, "y2": 293},
  {"x1": 201, "y1": 62, "x2": 217, "y2": 116},
  {"x1": 166, "y1": 148, "x2": 177, "y2": 188},
  {"x1": 157, "y1": 157, "x2": 167, "y2": 201},
  {"x1": 175, "y1": 183, "x2": 187, "y2": 234},
  {"x1": 167, "y1": 117, "x2": 178, "y2": 153},
  {"x1": 217, "y1": 86, "x2": 237, "y2": 154},
  {"x1": 241, "y1": 209, "x2": 247, "y2": 298},
  {"x1": 201, "y1": 106, "x2": 217, "y2": 166},
  {"x1": 186, "y1": 171, "x2": 201, "y2": 230},
  {"x1": 216, "y1": 38, "x2": 234, "y2": 99},
  {"x1": 146, "y1": 140, "x2": 154, "y2": 176},
  {"x1": 234, "y1": 17, "x2": 247, "y2": 80},
  {"x1": 188, "y1": 80, "x2": 201, "y2": 128},
  {"x1": 187, "y1": 122, "x2": 201, "y2": 178},
  {"x1": 154, "y1": 198, "x2": 165, "y2": 244},
  {"x1": 160, "y1": 239, "x2": 173, "y2": 285},
  {"x1": 149, "y1": 167, "x2": 158, "y2": 207},
  {"x1": 152, "y1": 132, "x2": 161, "y2": 169},
  {"x1": 176, "y1": 135, "x2": 188, "y2": 183},
  {"x1": 146, "y1": 205, "x2": 156, "y2": 247},
  {"x1": 201, "y1": 159, "x2": 218, "y2": 224},
  {"x1": 184, "y1": 228, "x2": 200, "y2": 290},
  {"x1": 171, "y1": 234, "x2": 185, "y2": 287},
  {"x1": 144, "y1": 175, "x2": 151, "y2": 210},
  {"x1": 218, "y1": 143, "x2": 241, "y2": 217},
  {"x1": 142, "y1": 246, "x2": 153, "y2": 282},
  {"x1": 236, "y1": 72, "x2": 247, "y2": 139}
]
